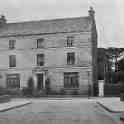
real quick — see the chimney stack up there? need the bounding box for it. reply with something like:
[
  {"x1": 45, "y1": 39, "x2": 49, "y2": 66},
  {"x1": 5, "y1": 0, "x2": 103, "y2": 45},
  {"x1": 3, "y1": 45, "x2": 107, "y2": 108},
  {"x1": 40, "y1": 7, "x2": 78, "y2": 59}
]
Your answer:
[
  {"x1": 88, "y1": 6, "x2": 95, "y2": 18},
  {"x1": 0, "y1": 15, "x2": 7, "y2": 26}
]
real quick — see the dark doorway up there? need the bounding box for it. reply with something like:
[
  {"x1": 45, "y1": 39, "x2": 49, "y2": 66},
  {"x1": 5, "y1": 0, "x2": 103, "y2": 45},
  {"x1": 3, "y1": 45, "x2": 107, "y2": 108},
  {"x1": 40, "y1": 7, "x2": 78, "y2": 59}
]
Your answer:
[{"x1": 37, "y1": 74, "x2": 43, "y2": 90}]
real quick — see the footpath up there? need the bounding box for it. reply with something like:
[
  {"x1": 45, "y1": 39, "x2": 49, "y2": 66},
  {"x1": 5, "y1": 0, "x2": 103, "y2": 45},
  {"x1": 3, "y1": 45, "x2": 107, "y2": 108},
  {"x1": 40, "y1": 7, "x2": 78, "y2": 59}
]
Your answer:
[
  {"x1": 94, "y1": 97, "x2": 124, "y2": 121},
  {"x1": 0, "y1": 99, "x2": 31, "y2": 112},
  {"x1": 0, "y1": 97, "x2": 124, "y2": 120},
  {"x1": 95, "y1": 97, "x2": 124, "y2": 113}
]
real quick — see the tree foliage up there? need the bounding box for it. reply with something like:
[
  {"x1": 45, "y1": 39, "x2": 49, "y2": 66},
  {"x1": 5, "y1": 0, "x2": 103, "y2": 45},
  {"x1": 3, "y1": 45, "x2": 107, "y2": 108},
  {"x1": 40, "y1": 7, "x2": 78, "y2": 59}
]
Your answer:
[{"x1": 97, "y1": 47, "x2": 124, "y2": 81}]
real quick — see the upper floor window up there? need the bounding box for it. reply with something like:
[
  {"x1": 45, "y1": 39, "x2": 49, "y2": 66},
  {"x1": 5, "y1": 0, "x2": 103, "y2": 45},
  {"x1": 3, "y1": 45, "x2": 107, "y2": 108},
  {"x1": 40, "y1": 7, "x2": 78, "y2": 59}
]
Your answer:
[
  {"x1": 67, "y1": 52, "x2": 75, "y2": 65},
  {"x1": 9, "y1": 40, "x2": 16, "y2": 49},
  {"x1": 37, "y1": 38, "x2": 44, "y2": 48},
  {"x1": 9, "y1": 55, "x2": 16, "y2": 67},
  {"x1": 37, "y1": 54, "x2": 44, "y2": 66},
  {"x1": 66, "y1": 36, "x2": 74, "y2": 47}
]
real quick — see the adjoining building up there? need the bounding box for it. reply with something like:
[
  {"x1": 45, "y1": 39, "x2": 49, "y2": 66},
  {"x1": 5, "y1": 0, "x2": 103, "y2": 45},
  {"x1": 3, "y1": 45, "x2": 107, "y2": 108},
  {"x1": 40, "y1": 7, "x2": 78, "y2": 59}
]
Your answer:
[{"x1": 0, "y1": 7, "x2": 97, "y2": 95}]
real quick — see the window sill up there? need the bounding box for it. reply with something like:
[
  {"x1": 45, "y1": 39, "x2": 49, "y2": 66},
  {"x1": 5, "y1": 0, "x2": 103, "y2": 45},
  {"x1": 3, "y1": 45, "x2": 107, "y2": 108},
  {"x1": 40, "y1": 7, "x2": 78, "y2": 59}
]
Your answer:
[
  {"x1": 63, "y1": 88, "x2": 79, "y2": 90},
  {"x1": 67, "y1": 64, "x2": 75, "y2": 65},
  {"x1": 65, "y1": 46, "x2": 75, "y2": 48},
  {"x1": 8, "y1": 67, "x2": 16, "y2": 69},
  {"x1": 9, "y1": 48, "x2": 15, "y2": 50},
  {"x1": 36, "y1": 65, "x2": 44, "y2": 67},
  {"x1": 36, "y1": 47, "x2": 44, "y2": 49}
]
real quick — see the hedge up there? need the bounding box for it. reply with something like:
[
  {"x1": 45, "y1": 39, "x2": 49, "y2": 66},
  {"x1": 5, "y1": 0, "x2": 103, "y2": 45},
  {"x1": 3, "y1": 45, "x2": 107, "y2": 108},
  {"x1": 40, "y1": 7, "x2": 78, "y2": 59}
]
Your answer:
[{"x1": 104, "y1": 83, "x2": 124, "y2": 96}]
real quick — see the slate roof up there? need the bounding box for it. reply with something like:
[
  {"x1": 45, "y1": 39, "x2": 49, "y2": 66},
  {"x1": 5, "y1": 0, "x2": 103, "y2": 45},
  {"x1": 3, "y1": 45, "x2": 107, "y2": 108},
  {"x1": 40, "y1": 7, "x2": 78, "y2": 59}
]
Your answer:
[{"x1": 0, "y1": 16, "x2": 92, "y2": 37}]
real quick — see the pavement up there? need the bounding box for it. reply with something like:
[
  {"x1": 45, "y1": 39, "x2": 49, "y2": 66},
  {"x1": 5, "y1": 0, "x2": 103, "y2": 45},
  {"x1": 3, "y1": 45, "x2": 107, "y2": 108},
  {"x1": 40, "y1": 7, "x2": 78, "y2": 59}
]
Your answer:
[
  {"x1": 0, "y1": 97, "x2": 124, "y2": 123},
  {"x1": 0, "y1": 97, "x2": 123, "y2": 113},
  {"x1": 0, "y1": 98, "x2": 120, "y2": 124},
  {"x1": 95, "y1": 97, "x2": 124, "y2": 113},
  {"x1": 93, "y1": 97, "x2": 124, "y2": 122},
  {"x1": 0, "y1": 99, "x2": 31, "y2": 112}
]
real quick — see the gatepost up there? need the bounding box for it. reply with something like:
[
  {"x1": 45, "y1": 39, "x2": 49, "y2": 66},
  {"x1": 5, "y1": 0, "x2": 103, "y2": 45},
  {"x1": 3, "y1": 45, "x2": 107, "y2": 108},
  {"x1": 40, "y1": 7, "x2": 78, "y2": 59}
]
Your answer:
[{"x1": 98, "y1": 80, "x2": 104, "y2": 97}]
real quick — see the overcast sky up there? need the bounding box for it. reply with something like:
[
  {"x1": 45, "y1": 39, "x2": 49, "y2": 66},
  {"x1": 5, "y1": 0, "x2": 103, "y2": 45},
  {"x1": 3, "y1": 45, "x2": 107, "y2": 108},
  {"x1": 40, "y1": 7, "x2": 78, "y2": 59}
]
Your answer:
[{"x1": 0, "y1": 0, "x2": 123, "y2": 48}]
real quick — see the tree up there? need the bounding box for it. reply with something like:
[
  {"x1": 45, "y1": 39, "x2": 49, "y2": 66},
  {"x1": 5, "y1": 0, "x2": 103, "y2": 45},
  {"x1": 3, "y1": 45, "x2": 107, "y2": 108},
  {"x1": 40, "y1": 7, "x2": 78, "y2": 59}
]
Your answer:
[
  {"x1": 97, "y1": 47, "x2": 124, "y2": 82},
  {"x1": 118, "y1": 59, "x2": 124, "y2": 71}
]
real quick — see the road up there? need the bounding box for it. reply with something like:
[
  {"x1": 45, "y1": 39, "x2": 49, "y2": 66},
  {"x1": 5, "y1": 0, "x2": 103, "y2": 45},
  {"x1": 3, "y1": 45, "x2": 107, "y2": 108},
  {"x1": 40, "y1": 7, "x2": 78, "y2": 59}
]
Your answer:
[{"x1": 0, "y1": 98, "x2": 121, "y2": 124}]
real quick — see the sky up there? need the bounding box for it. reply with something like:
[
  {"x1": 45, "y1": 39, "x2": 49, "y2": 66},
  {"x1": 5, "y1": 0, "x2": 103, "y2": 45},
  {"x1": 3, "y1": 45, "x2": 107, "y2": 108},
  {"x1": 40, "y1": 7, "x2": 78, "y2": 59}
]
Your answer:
[{"x1": 0, "y1": 0, "x2": 123, "y2": 48}]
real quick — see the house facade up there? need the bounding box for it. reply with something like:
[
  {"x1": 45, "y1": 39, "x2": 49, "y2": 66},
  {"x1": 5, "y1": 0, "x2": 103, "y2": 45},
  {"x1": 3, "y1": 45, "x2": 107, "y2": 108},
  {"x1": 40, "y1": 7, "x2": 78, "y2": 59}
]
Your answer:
[{"x1": 0, "y1": 7, "x2": 97, "y2": 95}]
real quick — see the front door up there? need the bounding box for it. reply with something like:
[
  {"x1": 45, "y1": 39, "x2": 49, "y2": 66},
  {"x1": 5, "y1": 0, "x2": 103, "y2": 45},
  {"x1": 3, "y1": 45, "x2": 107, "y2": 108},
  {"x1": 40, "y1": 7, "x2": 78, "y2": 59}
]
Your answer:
[{"x1": 37, "y1": 74, "x2": 44, "y2": 90}]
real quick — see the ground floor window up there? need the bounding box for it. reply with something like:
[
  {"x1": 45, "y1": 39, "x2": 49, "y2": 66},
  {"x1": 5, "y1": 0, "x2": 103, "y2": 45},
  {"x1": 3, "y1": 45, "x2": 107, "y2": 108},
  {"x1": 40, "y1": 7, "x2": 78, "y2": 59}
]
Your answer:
[
  {"x1": 64, "y1": 72, "x2": 79, "y2": 88},
  {"x1": 6, "y1": 74, "x2": 20, "y2": 88}
]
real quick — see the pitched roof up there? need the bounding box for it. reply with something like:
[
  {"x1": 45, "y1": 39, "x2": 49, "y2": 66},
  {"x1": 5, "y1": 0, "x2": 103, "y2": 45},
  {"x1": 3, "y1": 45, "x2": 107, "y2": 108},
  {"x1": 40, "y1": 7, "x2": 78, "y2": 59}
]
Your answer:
[{"x1": 0, "y1": 16, "x2": 92, "y2": 37}]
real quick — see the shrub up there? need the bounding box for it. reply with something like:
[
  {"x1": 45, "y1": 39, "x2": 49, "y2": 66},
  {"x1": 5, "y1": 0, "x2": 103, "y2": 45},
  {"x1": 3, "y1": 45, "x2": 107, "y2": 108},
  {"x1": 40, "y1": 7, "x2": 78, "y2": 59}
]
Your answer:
[
  {"x1": 70, "y1": 90, "x2": 79, "y2": 95},
  {"x1": 120, "y1": 83, "x2": 124, "y2": 93},
  {"x1": 0, "y1": 95, "x2": 11, "y2": 103},
  {"x1": 104, "y1": 83, "x2": 121, "y2": 96},
  {"x1": 27, "y1": 77, "x2": 34, "y2": 90},
  {"x1": 120, "y1": 93, "x2": 124, "y2": 101},
  {"x1": 0, "y1": 86, "x2": 6, "y2": 95},
  {"x1": 48, "y1": 90, "x2": 59, "y2": 95},
  {"x1": 23, "y1": 77, "x2": 35, "y2": 96},
  {"x1": 105, "y1": 71, "x2": 124, "y2": 84},
  {"x1": 45, "y1": 78, "x2": 51, "y2": 95},
  {"x1": 4, "y1": 88, "x2": 22, "y2": 96},
  {"x1": 32, "y1": 90, "x2": 46, "y2": 97},
  {"x1": 93, "y1": 83, "x2": 98, "y2": 96},
  {"x1": 22, "y1": 87, "x2": 32, "y2": 96},
  {"x1": 59, "y1": 89, "x2": 66, "y2": 95}
]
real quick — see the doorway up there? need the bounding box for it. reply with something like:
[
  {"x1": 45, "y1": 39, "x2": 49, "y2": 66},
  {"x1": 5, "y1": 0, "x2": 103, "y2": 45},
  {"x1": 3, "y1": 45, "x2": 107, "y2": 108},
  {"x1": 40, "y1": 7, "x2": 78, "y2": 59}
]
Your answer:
[{"x1": 37, "y1": 74, "x2": 44, "y2": 90}]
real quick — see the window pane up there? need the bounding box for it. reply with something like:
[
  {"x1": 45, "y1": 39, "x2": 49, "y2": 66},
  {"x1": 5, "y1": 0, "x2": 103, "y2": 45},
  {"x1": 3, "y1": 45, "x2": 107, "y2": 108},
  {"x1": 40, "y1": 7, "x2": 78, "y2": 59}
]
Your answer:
[
  {"x1": 37, "y1": 54, "x2": 44, "y2": 66},
  {"x1": 6, "y1": 74, "x2": 20, "y2": 88},
  {"x1": 9, "y1": 40, "x2": 16, "y2": 49},
  {"x1": 9, "y1": 55, "x2": 16, "y2": 67},
  {"x1": 67, "y1": 36, "x2": 74, "y2": 47},
  {"x1": 64, "y1": 72, "x2": 79, "y2": 88},
  {"x1": 67, "y1": 52, "x2": 75, "y2": 65},
  {"x1": 37, "y1": 38, "x2": 44, "y2": 48}
]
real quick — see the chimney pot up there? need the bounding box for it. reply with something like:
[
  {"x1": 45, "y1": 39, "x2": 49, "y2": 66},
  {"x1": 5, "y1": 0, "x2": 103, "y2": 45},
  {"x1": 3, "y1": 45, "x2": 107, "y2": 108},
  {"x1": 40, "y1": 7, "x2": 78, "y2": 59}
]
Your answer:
[
  {"x1": 88, "y1": 6, "x2": 95, "y2": 17},
  {"x1": 0, "y1": 14, "x2": 7, "y2": 26}
]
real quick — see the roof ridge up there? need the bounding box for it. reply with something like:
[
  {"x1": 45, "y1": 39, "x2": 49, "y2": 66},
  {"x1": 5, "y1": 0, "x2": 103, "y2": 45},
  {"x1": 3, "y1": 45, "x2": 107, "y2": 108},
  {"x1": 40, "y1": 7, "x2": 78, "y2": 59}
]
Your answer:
[{"x1": 7, "y1": 16, "x2": 89, "y2": 25}]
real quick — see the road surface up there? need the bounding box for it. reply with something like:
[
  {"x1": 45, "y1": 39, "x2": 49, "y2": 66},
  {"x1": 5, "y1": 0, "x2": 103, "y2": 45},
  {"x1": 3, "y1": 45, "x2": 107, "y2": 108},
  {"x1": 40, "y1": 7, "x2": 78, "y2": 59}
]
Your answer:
[{"x1": 0, "y1": 98, "x2": 121, "y2": 124}]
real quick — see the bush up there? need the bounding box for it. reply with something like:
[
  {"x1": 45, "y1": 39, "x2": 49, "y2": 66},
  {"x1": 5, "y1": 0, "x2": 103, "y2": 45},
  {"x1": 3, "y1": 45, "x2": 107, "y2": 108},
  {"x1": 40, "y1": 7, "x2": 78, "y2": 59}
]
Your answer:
[
  {"x1": 104, "y1": 83, "x2": 122, "y2": 96},
  {"x1": 0, "y1": 95, "x2": 11, "y2": 103},
  {"x1": 70, "y1": 90, "x2": 79, "y2": 95},
  {"x1": 32, "y1": 90, "x2": 46, "y2": 97},
  {"x1": 4, "y1": 88, "x2": 22, "y2": 96},
  {"x1": 22, "y1": 87, "x2": 32, "y2": 96},
  {"x1": 120, "y1": 93, "x2": 124, "y2": 101},
  {"x1": 22, "y1": 77, "x2": 35, "y2": 96},
  {"x1": 48, "y1": 90, "x2": 59, "y2": 95},
  {"x1": 105, "y1": 71, "x2": 124, "y2": 84},
  {"x1": 105, "y1": 72, "x2": 118, "y2": 84},
  {"x1": 0, "y1": 86, "x2": 6, "y2": 95},
  {"x1": 94, "y1": 83, "x2": 98, "y2": 96},
  {"x1": 120, "y1": 83, "x2": 124, "y2": 93},
  {"x1": 27, "y1": 77, "x2": 34, "y2": 90},
  {"x1": 59, "y1": 89, "x2": 66, "y2": 95}
]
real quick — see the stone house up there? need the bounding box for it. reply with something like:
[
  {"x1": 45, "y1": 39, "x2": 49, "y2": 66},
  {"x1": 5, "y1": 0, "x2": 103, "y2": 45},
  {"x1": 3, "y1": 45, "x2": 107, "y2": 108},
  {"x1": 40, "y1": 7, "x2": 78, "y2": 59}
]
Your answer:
[{"x1": 0, "y1": 7, "x2": 97, "y2": 95}]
